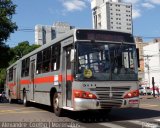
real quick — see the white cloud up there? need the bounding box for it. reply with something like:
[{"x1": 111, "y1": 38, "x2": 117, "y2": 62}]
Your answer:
[
  {"x1": 62, "y1": 0, "x2": 87, "y2": 12},
  {"x1": 149, "y1": 0, "x2": 160, "y2": 4},
  {"x1": 142, "y1": 2, "x2": 155, "y2": 9},
  {"x1": 123, "y1": 0, "x2": 140, "y2": 4},
  {"x1": 132, "y1": 9, "x2": 141, "y2": 19}
]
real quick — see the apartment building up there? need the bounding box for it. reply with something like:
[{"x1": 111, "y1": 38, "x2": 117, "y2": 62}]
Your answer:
[
  {"x1": 35, "y1": 22, "x2": 73, "y2": 45},
  {"x1": 91, "y1": 0, "x2": 132, "y2": 33}
]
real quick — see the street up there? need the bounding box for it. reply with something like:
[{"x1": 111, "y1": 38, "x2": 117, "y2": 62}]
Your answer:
[{"x1": 0, "y1": 97, "x2": 160, "y2": 128}]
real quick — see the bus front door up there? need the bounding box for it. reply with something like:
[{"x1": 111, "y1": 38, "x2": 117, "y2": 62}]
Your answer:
[{"x1": 62, "y1": 46, "x2": 73, "y2": 107}]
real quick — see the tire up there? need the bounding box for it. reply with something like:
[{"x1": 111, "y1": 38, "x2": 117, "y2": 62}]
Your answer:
[
  {"x1": 99, "y1": 109, "x2": 111, "y2": 114},
  {"x1": 8, "y1": 91, "x2": 13, "y2": 104},
  {"x1": 23, "y1": 92, "x2": 30, "y2": 107},
  {"x1": 53, "y1": 92, "x2": 63, "y2": 117}
]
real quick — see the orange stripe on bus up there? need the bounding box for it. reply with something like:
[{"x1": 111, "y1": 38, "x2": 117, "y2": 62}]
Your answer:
[
  {"x1": 58, "y1": 75, "x2": 62, "y2": 82},
  {"x1": 10, "y1": 74, "x2": 73, "y2": 86},
  {"x1": 7, "y1": 83, "x2": 15, "y2": 87},
  {"x1": 34, "y1": 76, "x2": 54, "y2": 84},
  {"x1": 20, "y1": 80, "x2": 31, "y2": 85}
]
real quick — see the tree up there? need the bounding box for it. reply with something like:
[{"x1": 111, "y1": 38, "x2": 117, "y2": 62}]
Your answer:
[
  {"x1": 0, "y1": 0, "x2": 18, "y2": 85},
  {"x1": 10, "y1": 41, "x2": 40, "y2": 63},
  {"x1": 0, "y1": 0, "x2": 18, "y2": 44},
  {"x1": 0, "y1": 41, "x2": 40, "y2": 90},
  {"x1": 0, "y1": 44, "x2": 13, "y2": 68}
]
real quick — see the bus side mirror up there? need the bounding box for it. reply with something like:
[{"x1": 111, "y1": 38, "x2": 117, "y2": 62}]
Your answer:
[
  {"x1": 136, "y1": 48, "x2": 140, "y2": 68},
  {"x1": 70, "y1": 49, "x2": 75, "y2": 62}
]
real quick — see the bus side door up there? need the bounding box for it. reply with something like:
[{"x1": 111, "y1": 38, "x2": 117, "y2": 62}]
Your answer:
[
  {"x1": 62, "y1": 45, "x2": 73, "y2": 107},
  {"x1": 29, "y1": 60, "x2": 35, "y2": 100}
]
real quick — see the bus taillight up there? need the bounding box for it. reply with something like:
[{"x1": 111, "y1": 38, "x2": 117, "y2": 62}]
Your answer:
[
  {"x1": 73, "y1": 90, "x2": 97, "y2": 99},
  {"x1": 124, "y1": 90, "x2": 139, "y2": 99}
]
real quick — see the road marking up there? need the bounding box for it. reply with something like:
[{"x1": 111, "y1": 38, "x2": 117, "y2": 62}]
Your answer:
[
  {"x1": 0, "y1": 107, "x2": 31, "y2": 112},
  {"x1": 154, "y1": 119, "x2": 160, "y2": 122},
  {"x1": 99, "y1": 122, "x2": 126, "y2": 128},
  {"x1": 0, "y1": 107, "x2": 47, "y2": 115},
  {"x1": 129, "y1": 120, "x2": 159, "y2": 128},
  {"x1": 140, "y1": 104, "x2": 159, "y2": 108},
  {"x1": 128, "y1": 120, "x2": 142, "y2": 126},
  {"x1": 0, "y1": 110, "x2": 47, "y2": 115}
]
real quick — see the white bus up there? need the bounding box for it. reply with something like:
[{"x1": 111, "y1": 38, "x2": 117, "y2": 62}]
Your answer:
[{"x1": 6, "y1": 29, "x2": 139, "y2": 116}]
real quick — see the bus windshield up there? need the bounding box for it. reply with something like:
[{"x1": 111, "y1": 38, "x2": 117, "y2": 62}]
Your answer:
[{"x1": 75, "y1": 42, "x2": 138, "y2": 81}]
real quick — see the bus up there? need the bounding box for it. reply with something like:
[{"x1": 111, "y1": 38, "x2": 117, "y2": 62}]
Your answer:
[{"x1": 6, "y1": 29, "x2": 139, "y2": 116}]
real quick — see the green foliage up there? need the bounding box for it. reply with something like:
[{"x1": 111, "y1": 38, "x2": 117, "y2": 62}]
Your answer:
[
  {"x1": 0, "y1": 41, "x2": 40, "y2": 88},
  {"x1": 10, "y1": 41, "x2": 40, "y2": 64},
  {"x1": 0, "y1": 68, "x2": 6, "y2": 88},
  {"x1": 0, "y1": 0, "x2": 18, "y2": 44},
  {"x1": 0, "y1": 0, "x2": 17, "y2": 88},
  {"x1": 0, "y1": 44, "x2": 13, "y2": 68}
]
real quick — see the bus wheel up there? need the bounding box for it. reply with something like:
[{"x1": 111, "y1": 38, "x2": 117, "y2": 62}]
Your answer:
[
  {"x1": 23, "y1": 92, "x2": 30, "y2": 107},
  {"x1": 8, "y1": 91, "x2": 13, "y2": 104},
  {"x1": 99, "y1": 109, "x2": 111, "y2": 115},
  {"x1": 53, "y1": 92, "x2": 63, "y2": 117}
]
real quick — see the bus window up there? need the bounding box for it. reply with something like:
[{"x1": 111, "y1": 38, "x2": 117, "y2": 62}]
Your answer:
[
  {"x1": 43, "y1": 47, "x2": 51, "y2": 73},
  {"x1": 51, "y1": 44, "x2": 60, "y2": 71},
  {"x1": 36, "y1": 52, "x2": 43, "y2": 74},
  {"x1": 21, "y1": 58, "x2": 30, "y2": 77},
  {"x1": 9, "y1": 68, "x2": 13, "y2": 81}
]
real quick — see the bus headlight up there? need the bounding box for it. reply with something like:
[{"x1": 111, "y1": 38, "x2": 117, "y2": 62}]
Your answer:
[
  {"x1": 73, "y1": 90, "x2": 97, "y2": 99},
  {"x1": 124, "y1": 90, "x2": 139, "y2": 99}
]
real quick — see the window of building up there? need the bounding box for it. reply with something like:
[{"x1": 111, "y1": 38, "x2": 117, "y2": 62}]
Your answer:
[
  {"x1": 51, "y1": 29, "x2": 56, "y2": 40},
  {"x1": 126, "y1": 5, "x2": 130, "y2": 8},
  {"x1": 21, "y1": 58, "x2": 30, "y2": 77},
  {"x1": 42, "y1": 28, "x2": 46, "y2": 44}
]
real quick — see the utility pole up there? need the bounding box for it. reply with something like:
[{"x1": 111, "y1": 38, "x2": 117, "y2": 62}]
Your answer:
[
  {"x1": 152, "y1": 77, "x2": 155, "y2": 98},
  {"x1": 144, "y1": 55, "x2": 151, "y2": 86},
  {"x1": 144, "y1": 55, "x2": 152, "y2": 93}
]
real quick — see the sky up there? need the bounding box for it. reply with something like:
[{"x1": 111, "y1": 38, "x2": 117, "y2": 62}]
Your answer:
[{"x1": 6, "y1": 0, "x2": 160, "y2": 47}]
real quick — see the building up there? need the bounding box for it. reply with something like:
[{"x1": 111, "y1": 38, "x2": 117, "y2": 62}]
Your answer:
[
  {"x1": 91, "y1": 0, "x2": 132, "y2": 33},
  {"x1": 135, "y1": 37, "x2": 149, "y2": 82},
  {"x1": 35, "y1": 22, "x2": 74, "y2": 45},
  {"x1": 143, "y1": 42, "x2": 160, "y2": 88}
]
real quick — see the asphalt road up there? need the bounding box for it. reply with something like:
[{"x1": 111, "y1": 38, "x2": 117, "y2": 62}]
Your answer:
[{"x1": 0, "y1": 97, "x2": 160, "y2": 128}]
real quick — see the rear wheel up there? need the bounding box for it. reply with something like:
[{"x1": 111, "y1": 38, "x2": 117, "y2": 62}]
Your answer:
[
  {"x1": 53, "y1": 92, "x2": 63, "y2": 117},
  {"x1": 23, "y1": 92, "x2": 30, "y2": 107},
  {"x1": 8, "y1": 91, "x2": 13, "y2": 104}
]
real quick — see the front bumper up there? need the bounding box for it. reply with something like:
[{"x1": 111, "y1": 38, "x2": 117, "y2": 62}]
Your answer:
[{"x1": 73, "y1": 97, "x2": 139, "y2": 111}]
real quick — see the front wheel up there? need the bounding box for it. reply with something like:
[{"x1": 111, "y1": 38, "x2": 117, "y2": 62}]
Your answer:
[
  {"x1": 53, "y1": 92, "x2": 63, "y2": 117},
  {"x1": 99, "y1": 109, "x2": 111, "y2": 115}
]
